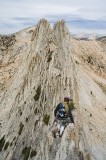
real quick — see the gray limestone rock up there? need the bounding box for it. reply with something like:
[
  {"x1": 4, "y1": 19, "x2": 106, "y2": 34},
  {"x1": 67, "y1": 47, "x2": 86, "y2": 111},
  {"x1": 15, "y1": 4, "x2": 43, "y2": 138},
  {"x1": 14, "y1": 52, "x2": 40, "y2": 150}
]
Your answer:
[{"x1": 0, "y1": 19, "x2": 106, "y2": 160}]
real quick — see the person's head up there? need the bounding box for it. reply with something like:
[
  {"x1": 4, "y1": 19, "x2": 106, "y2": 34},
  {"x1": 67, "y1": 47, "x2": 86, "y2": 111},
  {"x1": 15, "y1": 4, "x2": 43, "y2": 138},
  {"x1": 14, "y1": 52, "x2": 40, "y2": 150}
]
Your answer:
[{"x1": 64, "y1": 97, "x2": 70, "y2": 103}]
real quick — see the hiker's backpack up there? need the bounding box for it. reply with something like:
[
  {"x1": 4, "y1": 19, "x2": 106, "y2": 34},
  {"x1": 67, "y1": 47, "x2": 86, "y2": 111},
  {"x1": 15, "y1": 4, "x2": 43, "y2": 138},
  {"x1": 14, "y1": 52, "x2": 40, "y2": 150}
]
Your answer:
[{"x1": 54, "y1": 103, "x2": 67, "y2": 120}]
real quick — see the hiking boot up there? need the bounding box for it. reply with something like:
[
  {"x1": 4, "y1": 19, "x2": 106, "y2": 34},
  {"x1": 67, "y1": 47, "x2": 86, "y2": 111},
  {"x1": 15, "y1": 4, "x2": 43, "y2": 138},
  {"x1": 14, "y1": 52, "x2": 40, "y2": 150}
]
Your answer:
[
  {"x1": 56, "y1": 132, "x2": 59, "y2": 138},
  {"x1": 59, "y1": 134, "x2": 62, "y2": 138}
]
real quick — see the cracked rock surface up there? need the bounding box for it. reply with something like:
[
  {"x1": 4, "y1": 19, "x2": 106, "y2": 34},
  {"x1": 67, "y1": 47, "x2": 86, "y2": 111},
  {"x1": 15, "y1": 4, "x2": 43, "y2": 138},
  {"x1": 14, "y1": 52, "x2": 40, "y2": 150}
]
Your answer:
[{"x1": 0, "y1": 19, "x2": 106, "y2": 160}]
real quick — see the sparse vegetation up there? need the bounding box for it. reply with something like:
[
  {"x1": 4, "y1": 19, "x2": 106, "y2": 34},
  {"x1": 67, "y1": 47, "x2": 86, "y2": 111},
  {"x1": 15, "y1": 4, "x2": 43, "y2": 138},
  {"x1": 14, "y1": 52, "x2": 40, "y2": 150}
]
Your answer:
[
  {"x1": 4, "y1": 142, "x2": 9, "y2": 150},
  {"x1": 22, "y1": 146, "x2": 31, "y2": 160},
  {"x1": 26, "y1": 117, "x2": 29, "y2": 122},
  {"x1": 70, "y1": 99, "x2": 76, "y2": 110},
  {"x1": 30, "y1": 149, "x2": 37, "y2": 158},
  {"x1": 43, "y1": 114, "x2": 50, "y2": 125},
  {"x1": 87, "y1": 56, "x2": 93, "y2": 64},
  {"x1": 0, "y1": 135, "x2": 5, "y2": 151},
  {"x1": 0, "y1": 35, "x2": 16, "y2": 48},
  {"x1": 34, "y1": 85, "x2": 41, "y2": 101},
  {"x1": 75, "y1": 60, "x2": 79, "y2": 65},
  {"x1": 79, "y1": 151, "x2": 84, "y2": 160},
  {"x1": 18, "y1": 107, "x2": 22, "y2": 116},
  {"x1": 90, "y1": 114, "x2": 92, "y2": 117},
  {"x1": 18, "y1": 122, "x2": 24, "y2": 135},
  {"x1": 47, "y1": 51, "x2": 52, "y2": 62}
]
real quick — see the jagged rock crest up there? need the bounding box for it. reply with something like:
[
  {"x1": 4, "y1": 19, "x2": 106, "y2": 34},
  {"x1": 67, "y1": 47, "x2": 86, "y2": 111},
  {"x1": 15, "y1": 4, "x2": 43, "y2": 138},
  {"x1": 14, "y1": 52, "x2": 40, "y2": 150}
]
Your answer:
[{"x1": 0, "y1": 19, "x2": 106, "y2": 160}]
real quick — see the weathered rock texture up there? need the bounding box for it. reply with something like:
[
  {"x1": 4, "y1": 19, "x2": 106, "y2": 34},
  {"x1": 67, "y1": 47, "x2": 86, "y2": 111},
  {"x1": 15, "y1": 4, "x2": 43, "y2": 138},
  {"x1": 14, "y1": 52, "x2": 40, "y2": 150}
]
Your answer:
[{"x1": 0, "y1": 19, "x2": 106, "y2": 160}]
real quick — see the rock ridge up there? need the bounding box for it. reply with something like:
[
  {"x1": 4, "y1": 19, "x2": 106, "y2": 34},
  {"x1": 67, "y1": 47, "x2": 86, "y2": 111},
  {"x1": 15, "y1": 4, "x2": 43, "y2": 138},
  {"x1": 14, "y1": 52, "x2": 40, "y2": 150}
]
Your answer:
[{"x1": 0, "y1": 19, "x2": 106, "y2": 160}]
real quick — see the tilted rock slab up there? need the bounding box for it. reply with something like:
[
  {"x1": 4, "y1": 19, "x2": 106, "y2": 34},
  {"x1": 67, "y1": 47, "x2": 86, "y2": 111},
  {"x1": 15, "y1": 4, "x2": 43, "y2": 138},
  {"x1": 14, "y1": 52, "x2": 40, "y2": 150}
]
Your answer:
[{"x1": 0, "y1": 19, "x2": 106, "y2": 160}]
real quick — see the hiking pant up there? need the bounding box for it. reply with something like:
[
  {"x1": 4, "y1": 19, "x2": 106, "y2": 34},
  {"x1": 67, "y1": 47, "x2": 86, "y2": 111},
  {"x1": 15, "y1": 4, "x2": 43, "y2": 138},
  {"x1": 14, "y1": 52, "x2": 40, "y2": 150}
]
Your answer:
[{"x1": 56, "y1": 118, "x2": 71, "y2": 136}]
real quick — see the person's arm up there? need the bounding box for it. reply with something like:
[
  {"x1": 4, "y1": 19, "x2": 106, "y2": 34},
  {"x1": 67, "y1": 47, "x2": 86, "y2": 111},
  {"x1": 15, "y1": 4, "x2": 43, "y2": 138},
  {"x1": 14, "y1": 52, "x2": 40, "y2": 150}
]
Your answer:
[{"x1": 54, "y1": 103, "x2": 61, "y2": 117}]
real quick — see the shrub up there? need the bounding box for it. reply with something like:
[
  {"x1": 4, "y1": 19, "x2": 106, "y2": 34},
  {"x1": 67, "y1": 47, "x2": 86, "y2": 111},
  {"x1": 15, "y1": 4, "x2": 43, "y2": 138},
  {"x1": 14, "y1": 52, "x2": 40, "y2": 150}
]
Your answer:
[
  {"x1": 90, "y1": 114, "x2": 92, "y2": 117},
  {"x1": 70, "y1": 99, "x2": 76, "y2": 110},
  {"x1": 22, "y1": 146, "x2": 31, "y2": 160},
  {"x1": 79, "y1": 151, "x2": 84, "y2": 160},
  {"x1": 26, "y1": 117, "x2": 29, "y2": 122},
  {"x1": 0, "y1": 135, "x2": 5, "y2": 151},
  {"x1": 4, "y1": 142, "x2": 9, "y2": 150},
  {"x1": 43, "y1": 114, "x2": 50, "y2": 125},
  {"x1": 87, "y1": 56, "x2": 93, "y2": 64},
  {"x1": 18, "y1": 122, "x2": 24, "y2": 135},
  {"x1": 34, "y1": 85, "x2": 41, "y2": 101},
  {"x1": 47, "y1": 52, "x2": 52, "y2": 62},
  {"x1": 30, "y1": 149, "x2": 37, "y2": 158},
  {"x1": 75, "y1": 60, "x2": 79, "y2": 65}
]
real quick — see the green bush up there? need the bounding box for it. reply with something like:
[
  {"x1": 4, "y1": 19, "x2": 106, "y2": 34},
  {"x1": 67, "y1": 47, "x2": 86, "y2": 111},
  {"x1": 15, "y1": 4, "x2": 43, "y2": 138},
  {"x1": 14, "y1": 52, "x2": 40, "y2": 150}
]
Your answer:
[
  {"x1": 34, "y1": 85, "x2": 41, "y2": 101},
  {"x1": 47, "y1": 52, "x2": 52, "y2": 62},
  {"x1": 70, "y1": 99, "x2": 76, "y2": 110},
  {"x1": 87, "y1": 56, "x2": 93, "y2": 64},
  {"x1": 90, "y1": 114, "x2": 92, "y2": 117},
  {"x1": 22, "y1": 146, "x2": 31, "y2": 160},
  {"x1": 26, "y1": 117, "x2": 29, "y2": 122},
  {"x1": 0, "y1": 135, "x2": 5, "y2": 151},
  {"x1": 43, "y1": 114, "x2": 50, "y2": 125},
  {"x1": 4, "y1": 142, "x2": 9, "y2": 150},
  {"x1": 18, "y1": 122, "x2": 24, "y2": 135},
  {"x1": 30, "y1": 149, "x2": 37, "y2": 158}
]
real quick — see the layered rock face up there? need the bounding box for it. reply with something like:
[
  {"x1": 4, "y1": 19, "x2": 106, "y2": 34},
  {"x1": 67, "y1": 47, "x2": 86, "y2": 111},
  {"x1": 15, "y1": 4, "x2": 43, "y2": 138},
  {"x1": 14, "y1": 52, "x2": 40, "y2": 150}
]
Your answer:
[{"x1": 0, "y1": 19, "x2": 106, "y2": 160}]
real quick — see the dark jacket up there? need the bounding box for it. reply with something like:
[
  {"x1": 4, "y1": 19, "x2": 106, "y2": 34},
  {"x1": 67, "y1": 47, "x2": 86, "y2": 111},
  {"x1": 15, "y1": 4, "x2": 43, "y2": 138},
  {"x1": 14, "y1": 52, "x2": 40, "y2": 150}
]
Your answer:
[{"x1": 54, "y1": 103, "x2": 74, "y2": 123}]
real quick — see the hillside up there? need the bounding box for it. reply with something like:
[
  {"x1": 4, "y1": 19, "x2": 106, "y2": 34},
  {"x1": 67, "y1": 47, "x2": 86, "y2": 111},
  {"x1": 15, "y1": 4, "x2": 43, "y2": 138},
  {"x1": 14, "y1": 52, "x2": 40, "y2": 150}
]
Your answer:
[{"x1": 0, "y1": 19, "x2": 106, "y2": 160}]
